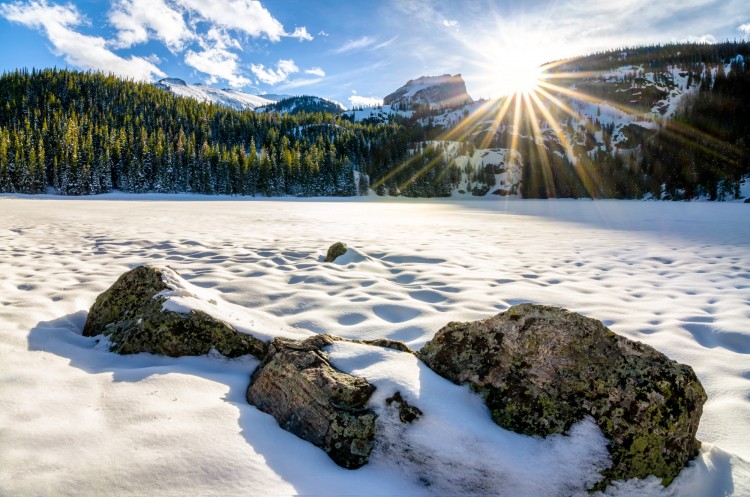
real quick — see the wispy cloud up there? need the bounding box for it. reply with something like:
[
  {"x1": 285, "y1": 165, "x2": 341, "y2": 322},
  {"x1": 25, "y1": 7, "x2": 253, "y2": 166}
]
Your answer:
[
  {"x1": 442, "y1": 19, "x2": 459, "y2": 28},
  {"x1": 305, "y1": 67, "x2": 325, "y2": 77},
  {"x1": 109, "y1": 0, "x2": 193, "y2": 51},
  {"x1": 250, "y1": 59, "x2": 299, "y2": 85},
  {"x1": 333, "y1": 36, "x2": 375, "y2": 54},
  {"x1": 373, "y1": 36, "x2": 398, "y2": 50},
  {"x1": 0, "y1": 0, "x2": 164, "y2": 81},
  {"x1": 740, "y1": 23, "x2": 750, "y2": 38},
  {"x1": 278, "y1": 77, "x2": 323, "y2": 90}
]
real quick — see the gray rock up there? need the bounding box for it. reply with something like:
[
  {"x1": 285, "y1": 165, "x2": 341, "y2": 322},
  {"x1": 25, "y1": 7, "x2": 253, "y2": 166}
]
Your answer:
[
  {"x1": 83, "y1": 265, "x2": 266, "y2": 359},
  {"x1": 247, "y1": 335, "x2": 377, "y2": 469},
  {"x1": 419, "y1": 303, "x2": 706, "y2": 490},
  {"x1": 325, "y1": 242, "x2": 348, "y2": 262},
  {"x1": 385, "y1": 391, "x2": 423, "y2": 424}
]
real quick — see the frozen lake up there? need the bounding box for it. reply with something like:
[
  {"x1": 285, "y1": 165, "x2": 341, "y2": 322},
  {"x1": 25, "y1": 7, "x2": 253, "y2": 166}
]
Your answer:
[{"x1": 1, "y1": 196, "x2": 748, "y2": 496}]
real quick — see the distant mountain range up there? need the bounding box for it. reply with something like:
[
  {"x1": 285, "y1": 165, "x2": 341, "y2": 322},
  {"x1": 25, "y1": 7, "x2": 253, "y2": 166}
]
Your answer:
[{"x1": 0, "y1": 42, "x2": 748, "y2": 200}]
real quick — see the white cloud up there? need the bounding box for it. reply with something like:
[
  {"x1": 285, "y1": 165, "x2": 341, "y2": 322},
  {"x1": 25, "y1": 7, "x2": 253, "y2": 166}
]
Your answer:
[
  {"x1": 185, "y1": 47, "x2": 249, "y2": 87},
  {"x1": 333, "y1": 36, "x2": 375, "y2": 54},
  {"x1": 288, "y1": 26, "x2": 312, "y2": 41},
  {"x1": 176, "y1": 0, "x2": 284, "y2": 41},
  {"x1": 201, "y1": 27, "x2": 241, "y2": 50},
  {"x1": 305, "y1": 67, "x2": 325, "y2": 77},
  {"x1": 348, "y1": 94, "x2": 383, "y2": 108},
  {"x1": 739, "y1": 23, "x2": 750, "y2": 37},
  {"x1": 250, "y1": 59, "x2": 299, "y2": 85},
  {"x1": 442, "y1": 19, "x2": 459, "y2": 28},
  {"x1": 0, "y1": 0, "x2": 164, "y2": 81},
  {"x1": 109, "y1": 0, "x2": 193, "y2": 51},
  {"x1": 318, "y1": 30, "x2": 329, "y2": 37}
]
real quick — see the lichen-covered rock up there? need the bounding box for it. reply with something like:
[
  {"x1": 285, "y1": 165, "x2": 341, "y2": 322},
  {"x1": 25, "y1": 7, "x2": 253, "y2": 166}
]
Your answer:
[
  {"x1": 83, "y1": 265, "x2": 266, "y2": 359},
  {"x1": 247, "y1": 335, "x2": 377, "y2": 469},
  {"x1": 419, "y1": 303, "x2": 706, "y2": 490},
  {"x1": 325, "y1": 242, "x2": 348, "y2": 262}
]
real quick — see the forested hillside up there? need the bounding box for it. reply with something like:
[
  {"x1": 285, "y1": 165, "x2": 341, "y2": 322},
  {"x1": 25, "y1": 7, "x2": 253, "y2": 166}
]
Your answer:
[{"x1": 0, "y1": 69, "x2": 422, "y2": 196}]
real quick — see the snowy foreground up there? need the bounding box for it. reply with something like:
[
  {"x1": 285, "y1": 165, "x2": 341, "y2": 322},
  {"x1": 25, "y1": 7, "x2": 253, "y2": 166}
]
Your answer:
[{"x1": 1, "y1": 196, "x2": 749, "y2": 497}]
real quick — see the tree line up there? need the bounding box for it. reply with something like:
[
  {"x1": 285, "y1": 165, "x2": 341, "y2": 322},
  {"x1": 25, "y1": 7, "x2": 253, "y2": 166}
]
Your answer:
[{"x1": 0, "y1": 68, "x2": 429, "y2": 196}]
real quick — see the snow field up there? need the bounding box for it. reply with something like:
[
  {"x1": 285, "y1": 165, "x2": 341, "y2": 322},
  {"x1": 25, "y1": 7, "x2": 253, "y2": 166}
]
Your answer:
[{"x1": 0, "y1": 197, "x2": 748, "y2": 496}]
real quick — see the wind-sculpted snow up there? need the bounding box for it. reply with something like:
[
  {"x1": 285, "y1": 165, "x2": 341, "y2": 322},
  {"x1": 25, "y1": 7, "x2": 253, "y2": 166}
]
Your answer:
[{"x1": 1, "y1": 196, "x2": 749, "y2": 496}]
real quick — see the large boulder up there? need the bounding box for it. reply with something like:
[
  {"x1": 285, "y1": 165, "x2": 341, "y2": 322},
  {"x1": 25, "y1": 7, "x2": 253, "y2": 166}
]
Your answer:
[
  {"x1": 247, "y1": 335, "x2": 377, "y2": 469},
  {"x1": 83, "y1": 265, "x2": 266, "y2": 359},
  {"x1": 419, "y1": 303, "x2": 706, "y2": 489}
]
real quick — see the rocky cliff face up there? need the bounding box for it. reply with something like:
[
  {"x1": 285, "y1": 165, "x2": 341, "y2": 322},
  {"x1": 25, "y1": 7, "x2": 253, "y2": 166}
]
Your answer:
[{"x1": 383, "y1": 74, "x2": 473, "y2": 108}]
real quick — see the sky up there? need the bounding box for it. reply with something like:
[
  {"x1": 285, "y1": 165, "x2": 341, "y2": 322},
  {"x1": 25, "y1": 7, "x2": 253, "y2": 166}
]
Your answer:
[{"x1": 0, "y1": 0, "x2": 749, "y2": 108}]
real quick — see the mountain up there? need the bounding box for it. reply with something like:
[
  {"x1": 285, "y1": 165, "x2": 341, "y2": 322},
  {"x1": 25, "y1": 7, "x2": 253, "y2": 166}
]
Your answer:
[
  {"x1": 0, "y1": 42, "x2": 748, "y2": 201},
  {"x1": 256, "y1": 95, "x2": 346, "y2": 115},
  {"x1": 154, "y1": 78, "x2": 273, "y2": 111},
  {"x1": 383, "y1": 74, "x2": 473, "y2": 108},
  {"x1": 397, "y1": 43, "x2": 750, "y2": 200}
]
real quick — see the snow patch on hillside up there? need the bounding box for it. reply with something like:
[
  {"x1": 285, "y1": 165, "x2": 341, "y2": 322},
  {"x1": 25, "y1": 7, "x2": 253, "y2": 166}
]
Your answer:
[{"x1": 155, "y1": 78, "x2": 274, "y2": 111}]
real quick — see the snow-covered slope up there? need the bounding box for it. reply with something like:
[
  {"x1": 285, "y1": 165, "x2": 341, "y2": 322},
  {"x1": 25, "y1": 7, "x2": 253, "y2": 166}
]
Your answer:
[
  {"x1": 155, "y1": 78, "x2": 274, "y2": 111},
  {"x1": 414, "y1": 141, "x2": 523, "y2": 197},
  {"x1": 343, "y1": 104, "x2": 415, "y2": 123}
]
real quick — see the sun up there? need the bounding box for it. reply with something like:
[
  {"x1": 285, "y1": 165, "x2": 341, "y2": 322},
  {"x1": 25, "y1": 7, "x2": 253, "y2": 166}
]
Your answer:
[
  {"x1": 507, "y1": 63, "x2": 544, "y2": 95},
  {"x1": 488, "y1": 59, "x2": 545, "y2": 97}
]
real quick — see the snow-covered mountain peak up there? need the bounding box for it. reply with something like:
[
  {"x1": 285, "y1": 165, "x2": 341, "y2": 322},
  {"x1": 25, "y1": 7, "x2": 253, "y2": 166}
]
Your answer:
[{"x1": 384, "y1": 74, "x2": 473, "y2": 108}]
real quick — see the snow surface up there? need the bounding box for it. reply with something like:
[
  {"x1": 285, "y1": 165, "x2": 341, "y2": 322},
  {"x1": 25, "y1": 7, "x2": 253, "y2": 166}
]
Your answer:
[{"x1": 1, "y1": 196, "x2": 749, "y2": 497}]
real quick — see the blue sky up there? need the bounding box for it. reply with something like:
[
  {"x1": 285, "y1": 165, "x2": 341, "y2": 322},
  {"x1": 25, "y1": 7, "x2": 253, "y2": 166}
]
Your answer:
[{"x1": 1, "y1": 0, "x2": 749, "y2": 107}]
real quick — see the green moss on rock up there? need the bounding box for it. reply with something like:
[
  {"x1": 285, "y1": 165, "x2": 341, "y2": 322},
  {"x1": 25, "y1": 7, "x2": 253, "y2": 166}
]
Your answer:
[
  {"x1": 325, "y1": 242, "x2": 348, "y2": 263},
  {"x1": 83, "y1": 265, "x2": 267, "y2": 359},
  {"x1": 419, "y1": 303, "x2": 706, "y2": 490}
]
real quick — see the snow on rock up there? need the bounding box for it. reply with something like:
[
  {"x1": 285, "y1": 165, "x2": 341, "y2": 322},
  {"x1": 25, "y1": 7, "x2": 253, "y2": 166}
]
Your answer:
[
  {"x1": 327, "y1": 341, "x2": 612, "y2": 496},
  {"x1": 83, "y1": 265, "x2": 268, "y2": 358}
]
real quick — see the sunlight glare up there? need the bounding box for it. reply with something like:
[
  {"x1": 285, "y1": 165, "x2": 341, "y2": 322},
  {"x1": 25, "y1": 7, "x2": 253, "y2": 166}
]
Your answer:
[{"x1": 493, "y1": 59, "x2": 544, "y2": 96}]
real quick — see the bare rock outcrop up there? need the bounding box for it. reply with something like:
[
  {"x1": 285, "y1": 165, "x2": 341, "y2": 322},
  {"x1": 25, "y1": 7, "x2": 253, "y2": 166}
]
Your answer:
[{"x1": 419, "y1": 303, "x2": 707, "y2": 490}]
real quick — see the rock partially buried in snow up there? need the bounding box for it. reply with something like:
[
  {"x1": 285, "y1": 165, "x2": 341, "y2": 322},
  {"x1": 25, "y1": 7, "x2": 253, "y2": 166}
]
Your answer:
[
  {"x1": 419, "y1": 303, "x2": 707, "y2": 490},
  {"x1": 247, "y1": 334, "x2": 377, "y2": 469},
  {"x1": 325, "y1": 242, "x2": 348, "y2": 263},
  {"x1": 83, "y1": 265, "x2": 267, "y2": 358}
]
